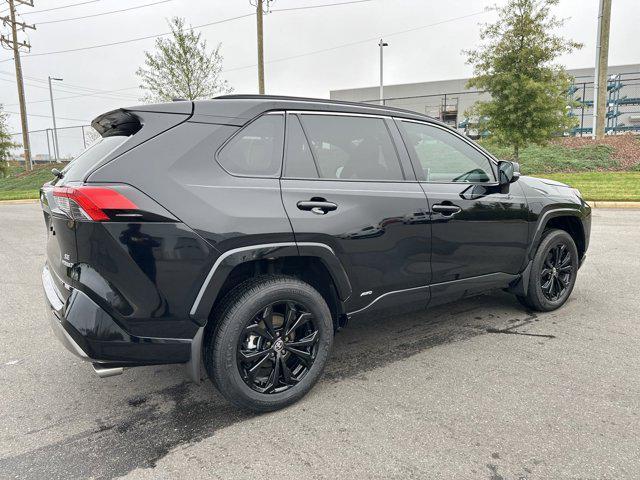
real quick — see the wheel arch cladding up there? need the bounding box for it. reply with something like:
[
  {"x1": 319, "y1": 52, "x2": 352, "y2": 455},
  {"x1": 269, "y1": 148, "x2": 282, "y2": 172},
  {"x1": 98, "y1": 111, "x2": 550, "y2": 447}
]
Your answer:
[
  {"x1": 544, "y1": 215, "x2": 586, "y2": 260},
  {"x1": 203, "y1": 255, "x2": 349, "y2": 332}
]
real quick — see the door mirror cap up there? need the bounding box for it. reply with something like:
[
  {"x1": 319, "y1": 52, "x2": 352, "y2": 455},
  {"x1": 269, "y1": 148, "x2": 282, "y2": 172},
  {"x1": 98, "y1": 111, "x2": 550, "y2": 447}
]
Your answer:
[{"x1": 498, "y1": 161, "x2": 520, "y2": 185}]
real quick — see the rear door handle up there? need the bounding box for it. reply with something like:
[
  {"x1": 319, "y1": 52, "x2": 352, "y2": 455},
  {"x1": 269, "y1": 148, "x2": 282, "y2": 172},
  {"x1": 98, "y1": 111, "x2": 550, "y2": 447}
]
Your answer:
[
  {"x1": 432, "y1": 203, "x2": 461, "y2": 216},
  {"x1": 297, "y1": 200, "x2": 338, "y2": 215}
]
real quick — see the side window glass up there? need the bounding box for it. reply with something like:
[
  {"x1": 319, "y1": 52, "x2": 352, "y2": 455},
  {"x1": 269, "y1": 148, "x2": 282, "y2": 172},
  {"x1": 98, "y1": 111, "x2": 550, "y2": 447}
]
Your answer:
[
  {"x1": 284, "y1": 115, "x2": 318, "y2": 178},
  {"x1": 217, "y1": 114, "x2": 284, "y2": 177},
  {"x1": 400, "y1": 121, "x2": 494, "y2": 183},
  {"x1": 299, "y1": 114, "x2": 404, "y2": 181}
]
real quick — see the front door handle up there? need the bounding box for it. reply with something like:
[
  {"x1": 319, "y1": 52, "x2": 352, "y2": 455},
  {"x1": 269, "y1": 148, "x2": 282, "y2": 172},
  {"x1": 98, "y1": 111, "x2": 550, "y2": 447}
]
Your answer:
[
  {"x1": 432, "y1": 203, "x2": 461, "y2": 216},
  {"x1": 297, "y1": 200, "x2": 338, "y2": 215}
]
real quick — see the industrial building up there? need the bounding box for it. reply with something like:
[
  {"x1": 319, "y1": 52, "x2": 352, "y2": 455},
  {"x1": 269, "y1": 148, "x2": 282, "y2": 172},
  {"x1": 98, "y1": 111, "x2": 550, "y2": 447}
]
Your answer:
[{"x1": 330, "y1": 64, "x2": 640, "y2": 136}]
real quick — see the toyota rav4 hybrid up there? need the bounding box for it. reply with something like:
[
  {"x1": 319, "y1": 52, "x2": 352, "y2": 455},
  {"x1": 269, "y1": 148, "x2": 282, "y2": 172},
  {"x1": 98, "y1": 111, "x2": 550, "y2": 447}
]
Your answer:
[{"x1": 41, "y1": 95, "x2": 591, "y2": 411}]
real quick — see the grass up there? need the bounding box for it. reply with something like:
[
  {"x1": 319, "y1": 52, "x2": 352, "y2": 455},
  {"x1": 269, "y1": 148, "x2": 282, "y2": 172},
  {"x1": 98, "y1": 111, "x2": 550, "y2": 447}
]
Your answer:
[
  {"x1": 1, "y1": 155, "x2": 639, "y2": 202},
  {"x1": 531, "y1": 172, "x2": 640, "y2": 202},
  {"x1": 482, "y1": 142, "x2": 619, "y2": 174},
  {"x1": 0, "y1": 163, "x2": 62, "y2": 201}
]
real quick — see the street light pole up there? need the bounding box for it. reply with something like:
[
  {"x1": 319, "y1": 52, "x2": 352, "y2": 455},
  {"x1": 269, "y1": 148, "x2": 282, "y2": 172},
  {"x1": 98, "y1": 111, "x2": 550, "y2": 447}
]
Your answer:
[
  {"x1": 48, "y1": 76, "x2": 63, "y2": 160},
  {"x1": 378, "y1": 39, "x2": 388, "y2": 105}
]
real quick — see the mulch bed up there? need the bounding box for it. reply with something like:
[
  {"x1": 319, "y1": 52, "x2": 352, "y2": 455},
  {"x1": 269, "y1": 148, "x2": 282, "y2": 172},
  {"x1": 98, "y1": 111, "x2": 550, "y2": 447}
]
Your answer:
[{"x1": 553, "y1": 134, "x2": 640, "y2": 170}]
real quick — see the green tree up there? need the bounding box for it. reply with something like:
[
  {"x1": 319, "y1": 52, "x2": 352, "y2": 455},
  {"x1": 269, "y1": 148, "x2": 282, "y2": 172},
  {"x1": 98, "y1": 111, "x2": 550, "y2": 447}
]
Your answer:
[
  {"x1": 465, "y1": 0, "x2": 582, "y2": 160},
  {"x1": 136, "y1": 17, "x2": 232, "y2": 102},
  {"x1": 0, "y1": 105, "x2": 18, "y2": 178}
]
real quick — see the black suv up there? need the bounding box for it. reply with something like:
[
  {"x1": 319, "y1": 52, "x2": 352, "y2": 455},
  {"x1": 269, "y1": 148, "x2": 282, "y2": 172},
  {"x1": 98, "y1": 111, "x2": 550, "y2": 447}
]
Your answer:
[{"x1": 41, "y1": 95, "x2": 591, "y2": 411}]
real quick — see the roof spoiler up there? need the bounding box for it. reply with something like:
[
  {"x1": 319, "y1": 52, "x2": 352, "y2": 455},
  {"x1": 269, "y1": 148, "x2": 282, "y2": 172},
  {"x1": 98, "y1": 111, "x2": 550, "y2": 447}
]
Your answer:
[{"x1": 91, "y1": 109, "x2": 142, "y2": 138}]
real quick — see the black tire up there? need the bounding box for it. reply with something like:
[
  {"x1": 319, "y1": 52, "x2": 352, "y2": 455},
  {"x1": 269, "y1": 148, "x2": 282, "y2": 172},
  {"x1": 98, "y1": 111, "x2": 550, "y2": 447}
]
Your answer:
[
  {"x1": 518, "y1": 229, "x2": 579, "y2": 312},
  {"x1": 204, "y1": 275, "x2": 333, "y2": 412}
]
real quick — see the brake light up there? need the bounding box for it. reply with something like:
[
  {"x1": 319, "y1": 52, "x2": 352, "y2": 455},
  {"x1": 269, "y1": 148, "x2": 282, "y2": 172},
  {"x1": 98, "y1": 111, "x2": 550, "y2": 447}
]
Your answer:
[{"x1": 53, "y1": 186, "x2": 138, "y2": 221}]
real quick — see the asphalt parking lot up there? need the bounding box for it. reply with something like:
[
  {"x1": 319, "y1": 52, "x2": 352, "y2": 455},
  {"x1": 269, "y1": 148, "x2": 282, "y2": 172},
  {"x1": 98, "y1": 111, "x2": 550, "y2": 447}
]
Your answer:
[{"x1": 1, "y1": 203, "x2": 639, "y2": 480}]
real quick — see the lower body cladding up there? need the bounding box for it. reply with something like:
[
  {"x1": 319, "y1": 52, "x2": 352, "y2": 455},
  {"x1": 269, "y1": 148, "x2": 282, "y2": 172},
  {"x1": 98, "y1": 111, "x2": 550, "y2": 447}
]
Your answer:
[
  {"x1": 43, "y1": 255, "x2": 586, "y2": 382},
  {"x1": 43, "y1": 265, "x2": 200, "y2": 379}
]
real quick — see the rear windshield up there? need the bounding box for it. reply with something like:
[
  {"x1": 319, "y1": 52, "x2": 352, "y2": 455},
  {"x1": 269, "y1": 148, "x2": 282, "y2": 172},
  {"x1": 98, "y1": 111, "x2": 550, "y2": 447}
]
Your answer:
[{"x1": 60, "y1": 135, "x2": 129, "y2": 182}]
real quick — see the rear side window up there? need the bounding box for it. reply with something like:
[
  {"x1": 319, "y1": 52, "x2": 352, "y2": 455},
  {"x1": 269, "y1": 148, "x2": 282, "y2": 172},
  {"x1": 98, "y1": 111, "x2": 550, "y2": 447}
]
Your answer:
[
  {"x1": 284, "y1": 115, "x2": 318, "y2": 178},
  {"x1": 217, "y1": 114, "x2": 284, "y2": 177},
  {"x1": 298, "y1": 114, "x2": 404, "y2": 181},
  {"x1": 60, "y1": 136, "x2": 128, "y2": 182}
]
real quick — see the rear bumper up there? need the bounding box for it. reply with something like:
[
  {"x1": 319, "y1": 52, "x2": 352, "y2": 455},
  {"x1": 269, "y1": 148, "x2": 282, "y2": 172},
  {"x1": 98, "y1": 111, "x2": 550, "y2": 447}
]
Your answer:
[
  {"x1": 42, "y1": 265, "x2": 194, "y2": 369},
  {"x1": 43, "y1": 267, "x2": 91, "y2": 361}
]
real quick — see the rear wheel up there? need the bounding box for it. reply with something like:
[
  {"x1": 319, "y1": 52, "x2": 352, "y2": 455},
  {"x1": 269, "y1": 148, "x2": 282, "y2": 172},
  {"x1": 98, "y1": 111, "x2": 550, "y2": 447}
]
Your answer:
[
  {"x1": 517, "y1": 229, "x2": 579, "y2": 312},
  {"x1": 204, "y1": 275, "x2": 333, "y2": 412}
]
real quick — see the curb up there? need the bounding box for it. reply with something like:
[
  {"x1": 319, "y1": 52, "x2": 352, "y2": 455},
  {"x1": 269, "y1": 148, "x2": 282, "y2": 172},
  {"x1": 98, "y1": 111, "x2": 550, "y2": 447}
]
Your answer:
[
  {"x1": 0, "y1": 199, "x2": 38, "y2": 205},
  {"x1": 589, "y1": 201, "x2": 640, "y2": 209}
]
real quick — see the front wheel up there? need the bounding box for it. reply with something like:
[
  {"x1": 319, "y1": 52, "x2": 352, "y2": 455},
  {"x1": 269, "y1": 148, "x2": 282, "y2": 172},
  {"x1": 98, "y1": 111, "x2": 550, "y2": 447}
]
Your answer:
[
  {"x1": 204, "y1": 275, "x2": 333, "y2": 412},
  {"x1": 517, "y1": 229, "x2": 579, "y2": 312}
]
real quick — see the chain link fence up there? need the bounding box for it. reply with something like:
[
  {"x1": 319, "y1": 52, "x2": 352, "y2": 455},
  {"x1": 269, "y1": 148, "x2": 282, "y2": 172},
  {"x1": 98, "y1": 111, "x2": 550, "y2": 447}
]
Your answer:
[
  {"x1": 8, "y1": 73, "x2": 640, "y2": 164},
  {"x1": 9, "y1": 124, "x2": 96, "y2": 165},
  {"x1": 361, "y1": 72, "x2": 640, "y2": 138}
]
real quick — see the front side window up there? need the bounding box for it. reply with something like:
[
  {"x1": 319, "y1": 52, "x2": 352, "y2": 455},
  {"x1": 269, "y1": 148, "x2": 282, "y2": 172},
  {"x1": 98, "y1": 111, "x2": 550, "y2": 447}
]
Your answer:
[
  {"x1": 217, "y1": 114, "x2": 284, "y2": 177},
  {"x1": 298, "y1": 114, "x2": 404, "y2": 181},
  {"x1": 400, "y1": 121, "x2": 494, "y2": 183}
]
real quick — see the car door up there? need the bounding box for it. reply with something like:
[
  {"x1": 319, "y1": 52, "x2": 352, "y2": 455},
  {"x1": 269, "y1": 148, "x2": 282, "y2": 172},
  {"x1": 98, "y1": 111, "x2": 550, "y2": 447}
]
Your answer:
[
  {"x1": 396, "y1": 119, "x2": 530, "y2": 305},
  {"x1": 280, "y1": 112, "x2": 431, "y2": 315}
]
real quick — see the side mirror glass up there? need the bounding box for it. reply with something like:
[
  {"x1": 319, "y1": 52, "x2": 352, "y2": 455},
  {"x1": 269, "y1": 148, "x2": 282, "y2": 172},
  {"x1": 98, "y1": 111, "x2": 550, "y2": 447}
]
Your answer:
[{"x1": 498, "y1": 161, "x2": 520, "y2": 185}]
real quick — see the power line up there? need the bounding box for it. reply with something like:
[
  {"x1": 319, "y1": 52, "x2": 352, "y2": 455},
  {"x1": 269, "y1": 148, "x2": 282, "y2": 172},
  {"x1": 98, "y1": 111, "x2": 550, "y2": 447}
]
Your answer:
[
  {"x1": 36, "y1": 0, "x2": 175, "y2": 25},
  {"x1": 271, "y1": 0, "x2": 373, "y2": 13},
  {"x1": 0, "y1": 69, "x2": 141, "y2": 99},
  {"x1": 0, "y1": 75, "x2": 140, "y2": 102},
  {"x1": 2, "y1": 12, "x2": 255, "y2": 60},
  {"x1": 20, "y1": 0, "x2": 106, "y2": 16},
  {"x1": 5, "y1": 109, "x2": 90, "y2": 121},
  {"x1": 221, "y1": 11, "x2": 488, "y2": 74},
  {"x1": 6, "y1": 87, "x2": 141, "y2": 106},
  {"x1": 1, "y1": 0, "x2": 378, "y2": 61}
]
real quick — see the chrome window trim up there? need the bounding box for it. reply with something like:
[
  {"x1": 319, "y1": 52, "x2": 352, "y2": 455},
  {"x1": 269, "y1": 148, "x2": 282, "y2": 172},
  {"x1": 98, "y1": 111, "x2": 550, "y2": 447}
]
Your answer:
[
  {"x1": 189, "y1": 242, "x2": 335, "y2": 316},
  {"x1": 397, "y1": 118, "x2": 500, "y2": 185},
  {"x1": 287, "y1": 110, "x2": 393, "y2": 120},
  {"x1": 284, "y1": 110, "x2": 407, "y2": 182}
]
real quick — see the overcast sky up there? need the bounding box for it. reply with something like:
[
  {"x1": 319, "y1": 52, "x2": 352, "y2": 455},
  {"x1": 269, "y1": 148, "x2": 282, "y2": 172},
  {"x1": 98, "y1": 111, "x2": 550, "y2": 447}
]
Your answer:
[{"x1": 1, "y1": 0, "x2": 638, "y2": 154}]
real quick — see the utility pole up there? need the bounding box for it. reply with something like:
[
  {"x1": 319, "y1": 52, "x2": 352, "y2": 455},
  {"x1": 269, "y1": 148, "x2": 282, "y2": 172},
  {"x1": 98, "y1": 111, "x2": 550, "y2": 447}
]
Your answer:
[
  {"x1": 48, "y1": 76, "x2": 63, "y2": 160},
  {"x1": 255, "y1": 0, "x2": 265, "y2": 94},
  {"x1": 378, "y1": 39, "x2": 388, "y2": 105},
  {"x1": 592, "y1": 0, "x2": 612, "y2": 140},
  {"x1": 0, "y1": 0, "x2": 35, "y2": 171}
]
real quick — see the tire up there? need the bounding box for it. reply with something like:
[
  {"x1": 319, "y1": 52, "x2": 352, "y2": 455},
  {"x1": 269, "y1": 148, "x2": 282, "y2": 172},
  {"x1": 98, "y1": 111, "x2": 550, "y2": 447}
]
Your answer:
[
  {"x1": 518, "y1": 229, "x2": 579, "y2": 312},
  {"x1": 204, "y1": 275, "x2": 333, "y2": 412}
]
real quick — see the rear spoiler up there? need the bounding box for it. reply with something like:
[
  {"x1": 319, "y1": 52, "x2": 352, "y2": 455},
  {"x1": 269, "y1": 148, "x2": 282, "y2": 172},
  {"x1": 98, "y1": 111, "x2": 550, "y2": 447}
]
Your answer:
[{"x1": 91, "y1": 109, "x2": 142, "y2": 138}]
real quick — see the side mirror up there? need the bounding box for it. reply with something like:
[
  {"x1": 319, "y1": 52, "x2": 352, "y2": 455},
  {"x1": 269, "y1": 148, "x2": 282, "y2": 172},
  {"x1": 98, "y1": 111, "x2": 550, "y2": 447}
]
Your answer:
[{"x1": 498, "y1": 161, "x2": 520, "y2": 185}]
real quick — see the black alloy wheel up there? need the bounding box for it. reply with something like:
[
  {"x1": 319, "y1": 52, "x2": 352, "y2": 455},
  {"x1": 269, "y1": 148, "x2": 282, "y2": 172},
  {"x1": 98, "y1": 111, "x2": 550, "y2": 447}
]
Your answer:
[
  {"x1": 517, "y1": 229, "x2": 579, "y2": 312},
  {"x1": 540, "y1": 243, "x2": 573, "y2": 301},
  {"x1": 238, "y1": 301, "x2": 319, "y2": 394},
  {"x1": 205, "y1": 275, "x2": 333, "y2": 412}
]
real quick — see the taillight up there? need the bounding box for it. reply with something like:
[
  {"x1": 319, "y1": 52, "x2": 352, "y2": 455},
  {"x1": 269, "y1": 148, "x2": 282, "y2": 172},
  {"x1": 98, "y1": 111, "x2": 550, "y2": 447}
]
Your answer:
[{"x1": 53, "y1": 186, "x2": 138, "y2": 221}]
